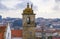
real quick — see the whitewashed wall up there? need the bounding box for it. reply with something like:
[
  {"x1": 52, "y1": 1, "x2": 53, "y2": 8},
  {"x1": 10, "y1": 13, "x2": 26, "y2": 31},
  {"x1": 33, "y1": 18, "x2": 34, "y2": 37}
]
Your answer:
[{"x1": 5, "y1": 24, "x2": 11, "y2": 39}]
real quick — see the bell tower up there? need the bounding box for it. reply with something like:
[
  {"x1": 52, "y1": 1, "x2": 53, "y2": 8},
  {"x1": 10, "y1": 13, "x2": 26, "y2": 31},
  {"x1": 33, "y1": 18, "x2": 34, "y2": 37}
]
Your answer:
[{"x1": 22, "y1": 3, "x2": 36, "y2": 39}]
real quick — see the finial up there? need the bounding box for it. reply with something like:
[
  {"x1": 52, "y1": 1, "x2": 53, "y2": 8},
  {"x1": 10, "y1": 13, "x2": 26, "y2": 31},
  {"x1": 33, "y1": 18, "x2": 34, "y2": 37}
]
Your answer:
[
  {"x1": 31, "y1": 4, "x2": 33, "y2": 9},
  {"x1": 27, "y1": 3, "x2": 29, "y2": 8}
]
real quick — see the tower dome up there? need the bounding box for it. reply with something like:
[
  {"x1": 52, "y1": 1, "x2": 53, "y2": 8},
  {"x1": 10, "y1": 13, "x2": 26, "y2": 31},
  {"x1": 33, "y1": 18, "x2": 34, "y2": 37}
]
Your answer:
[{"x1": 23, "y1": 3, "x2": 34, "y2": 14}]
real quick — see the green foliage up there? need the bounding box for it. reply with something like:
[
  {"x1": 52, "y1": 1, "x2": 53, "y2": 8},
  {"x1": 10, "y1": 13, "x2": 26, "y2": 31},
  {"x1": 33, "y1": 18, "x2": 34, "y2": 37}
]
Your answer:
[{"x1": 48, "y1": 36, "x2": 52, "y2": 39}]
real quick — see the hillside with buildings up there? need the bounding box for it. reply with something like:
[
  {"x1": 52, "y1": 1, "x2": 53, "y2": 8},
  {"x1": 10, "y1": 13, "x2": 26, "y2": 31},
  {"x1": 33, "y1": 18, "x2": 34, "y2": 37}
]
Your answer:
[{"x1": 0, "y1": 16, "x2": 60, "y2": 30}]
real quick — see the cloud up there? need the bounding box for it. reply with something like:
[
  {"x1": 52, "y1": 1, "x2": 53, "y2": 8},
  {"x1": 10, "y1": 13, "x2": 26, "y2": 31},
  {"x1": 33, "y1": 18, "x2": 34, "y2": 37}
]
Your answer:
[
  {"x1": 53, "y1": 5, "x2": 60, "y2": 11},
  {"x1": 0, "y1": 10, "x2": 22, "y2": 18},
  {"x1": 55, "y1": 0, "x2": 60, "y2": 2},
  {"x1": 0, "y1": 0, "x2": 21, "y2": 1},
  {"x1": 30, "y1": 0, "x2": 55, "y2": 12},
  {"x1": 15, "y1": 0, "x2": 30, "y2": 9},
  {"x1": 0, "y1": 0, "x2": 60, "y2": 18},
  {"x1": 0, "y1": 0, "x2": 38, "y2": 18},
  {"x1": 0, "y1": 3, "x2": 8, "y2": 10},
  {"x1": 52, "y1": 0, "x2": 60, "y2": 11},
  {"x1": 1, "y1": 0, "x2": 23, "y2": 9},
  {"x1": 30, "y1": 0, "x2": 60, "y2": 18},
  {"x1": 15, "y1": 0, "x2": 37, "y2": 10},
  {"x1": 0, "y1": 0, "x2": 37, "y2": 10}
]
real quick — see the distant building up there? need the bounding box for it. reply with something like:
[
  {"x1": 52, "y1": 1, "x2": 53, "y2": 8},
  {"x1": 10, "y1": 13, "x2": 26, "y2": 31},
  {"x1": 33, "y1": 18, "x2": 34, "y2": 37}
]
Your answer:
[
  {"x1": 35, "y1": 25, "x2": 60, "y2": 39},
  {"x1": 11, "y1": 25, "x2": 60, "y2": 39}
]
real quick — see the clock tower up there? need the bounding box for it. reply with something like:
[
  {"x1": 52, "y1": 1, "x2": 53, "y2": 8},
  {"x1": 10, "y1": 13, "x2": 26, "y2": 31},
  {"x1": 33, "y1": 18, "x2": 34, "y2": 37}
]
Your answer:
[{"x1": 22, "y1": 3, "x2": 36, "y2": 39}]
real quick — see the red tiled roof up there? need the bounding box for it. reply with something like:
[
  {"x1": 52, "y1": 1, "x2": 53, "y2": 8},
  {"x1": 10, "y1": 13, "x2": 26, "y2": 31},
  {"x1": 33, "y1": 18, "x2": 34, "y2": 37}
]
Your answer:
[
  {"x1": 11, "y1": 30, "x2": 22, "y2": 37},
  {"x1": 0, "y1": 26, "x2": 6, "y2": 32},
  {"x1": 0, "y1": 33, "x2": 4, "y2": 39},
  {"x1": 0, "y1": 26, "x2": 7, "y2": 39},
  {"x1": 52, "y1": 36, "x2": 60, "y2": 39}
]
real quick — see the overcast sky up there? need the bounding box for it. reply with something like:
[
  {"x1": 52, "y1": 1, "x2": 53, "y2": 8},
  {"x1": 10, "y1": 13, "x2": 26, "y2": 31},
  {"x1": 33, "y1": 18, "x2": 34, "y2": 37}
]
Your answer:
[{"x1": 0, "y1": 0, "x2": 60, "y2": 18}]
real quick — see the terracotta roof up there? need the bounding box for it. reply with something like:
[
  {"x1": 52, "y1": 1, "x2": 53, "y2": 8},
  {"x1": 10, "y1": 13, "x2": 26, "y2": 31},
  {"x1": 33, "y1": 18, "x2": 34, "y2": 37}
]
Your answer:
[
  {"x1": 0, "y1": 26, "x2": 6, "y2": 32},
  {"x1": 11, "y1": 30, "x2": 22, "y2": 37},
  {"x1": 52, "y1": 36, "x2": 60, "y2": 39},
  {"x1": 0, "y1": 33, "x2": 4, "y2": 39},
  {"x1": 0, "y1": 26, "x2": 7, "y2": 39}
]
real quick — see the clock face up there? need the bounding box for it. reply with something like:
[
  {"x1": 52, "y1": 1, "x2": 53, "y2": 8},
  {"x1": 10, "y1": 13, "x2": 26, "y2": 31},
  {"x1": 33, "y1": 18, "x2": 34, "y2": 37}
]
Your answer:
[{"x1": 27, "y1": 17, "x2": 30, "y2": 24}]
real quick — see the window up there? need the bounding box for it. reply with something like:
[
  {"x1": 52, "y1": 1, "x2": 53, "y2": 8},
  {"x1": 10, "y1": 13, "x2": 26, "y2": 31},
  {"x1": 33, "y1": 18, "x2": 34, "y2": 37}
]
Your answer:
[
  {"x1": 30, "y1": 32, "x2": 32, "y2": 34},
  {"x1": 27, "y1": 17, "x2": 30, "y2": 24}
]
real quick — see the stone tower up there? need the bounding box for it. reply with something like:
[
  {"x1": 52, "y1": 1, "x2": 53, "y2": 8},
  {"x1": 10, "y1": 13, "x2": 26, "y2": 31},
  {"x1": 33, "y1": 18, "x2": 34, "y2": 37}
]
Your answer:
[{"x1": 22, "y1": 3, "x2": 36, "y2": 39}]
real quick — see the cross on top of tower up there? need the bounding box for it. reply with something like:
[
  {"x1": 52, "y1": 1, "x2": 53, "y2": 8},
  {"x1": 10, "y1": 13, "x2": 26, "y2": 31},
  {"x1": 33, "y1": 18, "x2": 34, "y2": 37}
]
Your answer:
[{"x1": 27, "y1": 3, "x2": 29, "y2": 8}]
